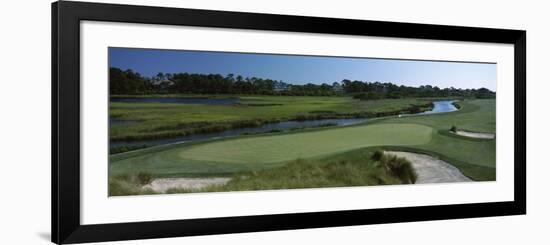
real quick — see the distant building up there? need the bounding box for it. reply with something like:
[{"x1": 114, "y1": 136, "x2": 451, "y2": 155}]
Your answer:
[
  {"x1": 158, "y1": 80, "x2": 174, "y2": 91},
  {"x1": 273, "y1": 81, "x2": 290, "y2": 92},
  {"x1": 332, "y1": 82, "x2": 343, "y2": 93}
]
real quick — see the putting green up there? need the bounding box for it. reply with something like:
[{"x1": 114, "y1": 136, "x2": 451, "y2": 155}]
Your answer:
[
  {"x1": 179, "y1": 123, "x2": 432, "y2": 163},
  {"x1": 110, "y1": 123, "x2": 432, "y2": 176}
]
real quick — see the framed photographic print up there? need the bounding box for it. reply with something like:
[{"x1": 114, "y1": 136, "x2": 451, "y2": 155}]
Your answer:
[{"x1": 52, "y1": 1, "x2": 526, "y2": 244}]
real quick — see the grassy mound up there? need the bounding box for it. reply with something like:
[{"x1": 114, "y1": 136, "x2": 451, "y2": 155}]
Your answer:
[{"x1": 110, "y1": 147, "x2": 422, "y2": 196}]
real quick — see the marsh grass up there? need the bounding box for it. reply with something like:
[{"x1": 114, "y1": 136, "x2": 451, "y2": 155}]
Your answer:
[
  {"x1": 204, "y1": 158, "x2": 400, "y2": 192},
  {"x1": 109, "y1": 96, "x2": 435, "y2": 142},
  {"x1": 379, "y1": 154, "x2": 417, "y2": 184},
  {"x1": 190, "y1": 148, "x2": 407, "y2": 193},
  {"x1": 372, "y1": 150, "x2": 384, "y2": 161},
  {"x1": 108, "y1": 172, "x2": 154, "y2": 196},
  {"x1": 109, "y1": 148, "x2": 406, "y2": 196},
  {"x1": 370, "y1": 150, "x2": 417, "y2": 184}
]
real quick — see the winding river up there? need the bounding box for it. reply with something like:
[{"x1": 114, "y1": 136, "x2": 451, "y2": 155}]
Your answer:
[
  {"x1": 110, "y1": 118, "x2": 369, "y2": 149},
  {"x1": 420, "y1": 100, "x2": 458, "y2": 114},
  {"x1": 109, "y1": 99, "x2": 457, "y2": 150}
]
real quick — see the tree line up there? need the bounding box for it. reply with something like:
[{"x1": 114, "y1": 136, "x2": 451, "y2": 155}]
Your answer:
[{"x1": 109, "y1": 67, "x2": 495, "y2": 99}]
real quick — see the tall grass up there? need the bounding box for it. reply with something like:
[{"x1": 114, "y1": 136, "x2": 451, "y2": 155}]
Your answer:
[
  {"x1": 110, "y1": 106, "x2": 428, "y2": 142},
  {"x1": 110, "y1": 97, "x2": 435, "y2": 143},
  {"x1": 109, "y1": 148, "x2": 424, "y2": 196},
  {"x1": 372, "y1": 150, "x2": 384, "y2": 161},
  {"x1": 108, "y1": 172, "x2": 154, "y2": 196},
  {"x1": 372, "y1": 151, "x2": 417, "y2": 184},
  {"x1": 204, "y1": 158, "x2": 400, "y2": 192}
]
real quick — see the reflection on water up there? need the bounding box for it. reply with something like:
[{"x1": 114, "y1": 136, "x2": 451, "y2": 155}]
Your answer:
[{"x1": 420, "y1": 100, "x2": 457, "y2": 114}]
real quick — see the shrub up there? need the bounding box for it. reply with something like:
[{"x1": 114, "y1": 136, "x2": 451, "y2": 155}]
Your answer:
[
  {"x1": 452, "y1": 102, "x2": 461, "y2": 109},
  {"x1": 295, "y1": 114, "x2": 309, "y2": 121},
  {"x1": 108, "y1": 172, "x2": 156, "y2": 196},
  {"x1": 381, "y1": 155, "x2": 417, "y2": 184},
  {"x1": 136, "y1": 172, "x2": 153, "y2": 185},
  {"x1": 408, "y1": 105, "x2": 422, "y2": 114},
  {"x1": 372, "y1": 150, "x2": 384, "y2": 161},
  {"x1": 450, "y1": 125, "x2": 457, "y2": 133}
]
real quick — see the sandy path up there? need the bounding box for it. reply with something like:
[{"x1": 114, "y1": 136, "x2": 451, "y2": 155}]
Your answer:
[
  {"x1": 143, "y1": 177, "x2": 231, "y2": 193},
  {"x1": 454, "y1": 130, "x2": 495, "y2": 139},
  {"x1": 385, "y1": 151, "x2": 472, "y2": 184}
]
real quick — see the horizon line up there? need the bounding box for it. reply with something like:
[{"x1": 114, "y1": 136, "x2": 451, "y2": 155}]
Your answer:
[{"x1": 109, "y1": 66, "x2": 495, "y2": 91}]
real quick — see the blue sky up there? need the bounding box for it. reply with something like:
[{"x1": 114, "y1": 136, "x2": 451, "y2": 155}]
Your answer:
[{"x1": 109, "y1": 47, "x2": 496, "y2": 91}]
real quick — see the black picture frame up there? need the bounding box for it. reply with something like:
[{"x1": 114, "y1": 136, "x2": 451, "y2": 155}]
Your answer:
[{"x1": 52, "y1": 1, "x2": 526, "y2": 244}]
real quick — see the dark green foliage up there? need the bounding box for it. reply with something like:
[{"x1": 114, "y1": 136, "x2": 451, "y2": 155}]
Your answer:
[
  {"x1": 452, "y1": 101, "x2": 462, "y2": 109},
  {"x1": 372, "y1": 150, "x2": 384, "y2": 161},
  {"x1": 109, "y1": 68, "x2": 148, "y2": 95},
  {"x1": 342, "y1": 80, "x2": 494, "y2": 99},
  {"x1": 473, "y1": 88, "x2": 496, "y2": 99},
  {"x1": 369, "y1": 150, "x2": 418, "y2": 184},
  {"x1": 137, "y1": 172, "x2": 153, "y2": 185},
  {"x1": 450, "y1": 125, "x2": 458, "y2": 133},
  {"x1": 110, "y1": 66, "x2": 495, "y2": 97},
  {"x1": 203, "y1": 158, "x2": 399, "y2": 192},
  {"x1": 380, "y1": 154, "x2": 418, "y2": 184}
]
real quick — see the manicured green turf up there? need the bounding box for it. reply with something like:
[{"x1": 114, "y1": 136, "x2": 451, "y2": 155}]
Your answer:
[
  {"x1": 179, "y1": 123, "x2": 431, "y2": 163},
  {"x1": 397, "y1": 99, "x2": 495, "y2": 132},
  {"x1": 110, "y1": 123, "x2": 432, "y2": 177},
  {"x1": 380, "y1": 99, "x2": 496, "y2": 169},
  {"x1": 109, "y1": 96, "x2": 431, "y2": 141},
  {"x1": 110, "y1": 98, "x2": 496, "y2": 184}
]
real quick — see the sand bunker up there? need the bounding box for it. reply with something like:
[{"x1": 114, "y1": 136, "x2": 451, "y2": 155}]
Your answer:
[
  {"x1": 385, "y1": 151, "x2": 472, "y2": 184},
  {"x1": 143, "y1": 177, "x2": 231, "y2": 193},
  {"x1": 453, "y1": 130, "x2": 495, "y2": 139}
]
